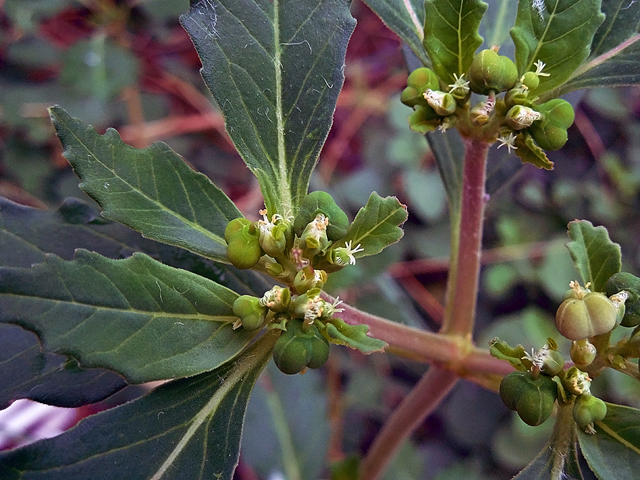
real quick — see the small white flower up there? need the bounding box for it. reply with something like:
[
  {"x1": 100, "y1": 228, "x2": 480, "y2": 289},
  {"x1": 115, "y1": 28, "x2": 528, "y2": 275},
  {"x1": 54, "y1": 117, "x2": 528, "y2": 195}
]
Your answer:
[
  {"x1": 497, "y1": 132, "x2": 519, "y2": 154},
  {"x1": 448, "y1": 73, "x2": 470, "y2": 95},
  {"x1": 534, "y1": 59, "x2": 550, "y2": 77},
  {"x1": 343, "y1": 241, "x2": 364, "y2": 265}
]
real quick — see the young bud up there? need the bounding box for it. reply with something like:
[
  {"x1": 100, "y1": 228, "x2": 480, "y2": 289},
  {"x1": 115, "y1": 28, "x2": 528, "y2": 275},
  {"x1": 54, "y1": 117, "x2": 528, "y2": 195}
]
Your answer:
[
  {"x1": 294, "y1": 191, "x2": 349, "y2": 242},
  {"x1": 259, "y1": 285, "x2": 291, "y2": 313},
  {"x1": 293, "y1": 267, "x2": 327, "y2": 294},
  {"x1": 224, "y1": 218, "x2": 263, "y2": 269},
  {"x1": 506, "y1": 105, "x2": 542, "y2": 130},
  {"x1": 232, "y1": 295, "x2": 267, "y2": 331},
  {"x1": 423, "y1": 90, "x2": 457, "y2": 116},
  {"x1": 573, "y1": 394, "x2": 607, "y2": 434},
  {"x1": 300, "y1": 214, "x2": 330, "y2": 256},
  {"x1": 570, "y1": 339, "x2": 597, "y2": 367}
]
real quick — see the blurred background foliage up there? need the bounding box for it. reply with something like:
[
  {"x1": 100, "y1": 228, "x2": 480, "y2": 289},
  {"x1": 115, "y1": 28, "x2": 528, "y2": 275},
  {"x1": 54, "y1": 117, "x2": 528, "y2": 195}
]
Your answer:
[{"x1": 1, "y1": 0, "x2": 640, "y2": 478}]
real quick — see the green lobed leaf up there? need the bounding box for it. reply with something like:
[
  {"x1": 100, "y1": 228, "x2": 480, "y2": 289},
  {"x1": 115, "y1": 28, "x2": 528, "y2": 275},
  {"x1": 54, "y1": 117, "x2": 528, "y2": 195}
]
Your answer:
[
  {"x1": 0, "y1": 250, "x2": 257, "y2": 384},
  {"x1": 361, "y1": 0, "x2": 430, "y2": 66},
  {"x1": 579, "y1": 403, "x2": 640, "y2": 480},
  {"x1": 49, "y1": 106, "x2": 242, "y2": 263},
  {"x1": 0, "y1": 333, "x2": 276, "y2": 480},
  {"x1": 565, "y1": 220, "x2": 622, "y2": 293},
  {"x1": 423, "y1": 0, "x2": 487, "y2": 85},
  {"x1": 510, "y1": 0, "x2": 605, "y2": 96},
  {"x1": 548, "y1": 0, "x2": 640, "y2": 96},
  {"x1": 321, "y1": 317, "x2": 387, "y2": 354},
  {"x1": 514, "y1": 131, "x2": 554, "y2": 170},
  {"x1": 0, "y1": 323, "x2": 126, "y2": 409},
  {"x1": 335, "y1": 192, "x2": 408, "y2": 259},
  {"x1": 180, "y1": 0, "x2": 355, "y2": 217}
]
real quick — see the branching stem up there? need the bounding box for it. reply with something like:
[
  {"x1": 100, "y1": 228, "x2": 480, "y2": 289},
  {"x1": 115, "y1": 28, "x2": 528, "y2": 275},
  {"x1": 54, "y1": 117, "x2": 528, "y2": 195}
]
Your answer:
[{"x1": 359, "y1": 367, "x2": 458, "y2": 480}]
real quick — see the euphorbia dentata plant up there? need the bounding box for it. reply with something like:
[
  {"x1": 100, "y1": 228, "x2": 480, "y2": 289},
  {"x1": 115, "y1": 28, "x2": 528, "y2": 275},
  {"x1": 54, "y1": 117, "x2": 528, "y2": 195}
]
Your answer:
[{"x1": 1, "y1": 0, "x2": 640, "y2": 479}]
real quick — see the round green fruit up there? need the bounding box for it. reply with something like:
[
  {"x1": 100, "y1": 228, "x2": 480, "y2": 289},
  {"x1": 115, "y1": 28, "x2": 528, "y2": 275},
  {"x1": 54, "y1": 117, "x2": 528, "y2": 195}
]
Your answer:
[
  {"x1": 556, "y1": 290, "x2": 618, "y2": 340},
  {"x1": 573, "y1": 394, "x2": 607, "y2": 434},
  {"x1": 499, "y1": 371, "x2": 557, "y2": 426},
  {"x1": 225, "y1": 218, "x2": 263, "y2": 269},
  {"x1": 467, "y1": 49, "x2": 518, "y2": 95}
]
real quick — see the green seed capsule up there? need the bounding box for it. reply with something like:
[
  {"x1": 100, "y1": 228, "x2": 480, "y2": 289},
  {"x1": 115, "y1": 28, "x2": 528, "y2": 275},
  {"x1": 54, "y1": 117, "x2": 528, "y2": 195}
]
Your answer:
[
  {"x1": 232, "y1": 295, "x2": 267, "y2": 331},
  {"x1": 528, "y1": 99, "x2": 575, "y2": 151},
  {"x1": 294, "y1": 191, "x2": 349, "y2": 242},
  {"x1": 573, "y1": 394, "x2": 607, "y2": 434},
  {"x1": 467, "y1": 49, "x2": 518, "y2": 95},
  {"x1": 606, "y1": 272, "x2": 640, "y2": 327},
  {"x1": 499, "y1": 371, "x2": 557, "y2": 426},
  {"x1": 225, "y1": 218, "x2": 263, "y2": 269},
  {"x1": 407, "y1": 67, "x2": 440, "y2": 91},
  {"x1": 273, "y1": 319, "x2": 330, "y2": 375},
  {"x1": 521, "y1": 72, "x2": 540, "y2": 90},
  {"x1": 556, "y1": 287, "x2": 618, "y2": 340}
]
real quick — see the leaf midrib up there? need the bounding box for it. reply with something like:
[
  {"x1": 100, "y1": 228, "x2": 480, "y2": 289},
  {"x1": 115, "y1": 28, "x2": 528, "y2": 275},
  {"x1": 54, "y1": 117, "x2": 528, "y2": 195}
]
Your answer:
[{"x1": 2, "y1": 292, "x2": 235, "y2": 322}]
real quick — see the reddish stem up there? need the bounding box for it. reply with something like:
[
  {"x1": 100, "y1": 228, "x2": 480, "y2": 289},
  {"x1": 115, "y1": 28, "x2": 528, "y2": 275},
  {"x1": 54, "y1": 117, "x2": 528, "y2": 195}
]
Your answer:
[
  {"x1": 359, "y1": 367, "x2": 458, "y2": 480},
  {"x1": 441, "y1": 138, "x2": 490, "y2": 337}
]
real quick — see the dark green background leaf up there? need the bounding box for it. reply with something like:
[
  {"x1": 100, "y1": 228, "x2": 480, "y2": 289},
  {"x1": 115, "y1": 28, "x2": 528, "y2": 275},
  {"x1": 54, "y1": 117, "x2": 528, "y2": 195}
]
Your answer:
[
  {"x1": 423, "y1": 0, "x2": 487, "y2": 85},
  {"x1": 510, "y1": 0, "x2": 604, "y2": 96},
  {"x1": 0, "y1": 250, "x2": 255, "y2": 383},
  {"x1": 337, "y1": 192, "x2": 408, "y2": 259},
  {"x1": 579, "y1": 403, "x2": 640, "y2": 480},
  {"x1": 549, "y1": 0, "x2": 640, "y2": 96},
  {"x1": 50, "y1": 106, "x2": 242, "y2": 263},
  {"x1": 180, "y1": 0, "x2": 355, "y2": 217},
  {"x1": 0, "y1": 335, "x2": 275, "y2": 480},
  {"x1": 565, "y1": 220, "x2": 622, "y2": 293},
  {"x1": 361, "y1": 0, "x2": 430, "y2": 66},
  {"x1": 0, "y1": 196, "x2": 272, "y2": 404},
  {"x1": 513, "y1": 405, "x2": 584, "y2": 479},
  {"x1": 0, "y1": 323, "x2": 125, "y2": 409}
]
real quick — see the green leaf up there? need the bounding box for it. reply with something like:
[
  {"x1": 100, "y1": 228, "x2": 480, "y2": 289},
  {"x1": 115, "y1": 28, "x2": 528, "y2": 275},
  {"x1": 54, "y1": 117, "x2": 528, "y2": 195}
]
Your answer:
[
  {"x1": 0, "y1": 250, "x2": 257, "y2": 383},
  {"x1": 547, "y1": 0, "x2": 640, "y2": 96},
  {"x1": 360, "y1": 0, "x2": 430, "y2": 66},
  {"x1": 489, "y1": 337, "x2": 528, "y2": 371},
  {"x1": 60, "y1": 35, "x2": 139, "y2": 101},
  {"x1": 49, "y1": 106, "x2": 242, "y2": 263},
  {"x1": 565, "y1": 220, "x2": 622, "y2": 293},
  {"x1": 514, "y1": 131, "x2": 554, "y2": 170},
  {"x1": 423, "y1": 0, "x2": 487, "y2": 85},
  {"x1": 321, "y1": 317, "x2": 387, "y2": 354},
  {"x1": 0, "y1": 333, "x2": 276, "y2": 480},
  {"x1": 510, "y1": 0, "x2": 605, "y2": 96},
  {"x1": 0, "y1": 323, "x2": 126, "y2": 409},
  {"x1": 335, "y1": 192, "x2": 408, "y2": 259},
  {"x1": 513, "y1": 403, "x2": 584, "y2": 479},
  {"x1": 426, "y1": 128, "x2": 465, "y2": 218},
  {"x1": 579, "y1": 403, "x2": 640, "y2": 479},
  {"x1": 481, "y1": 0, "x2": 519, "y2": 51},
  {"x1": 180, "y1": 0, "x2": 355, "y2": 217}
]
